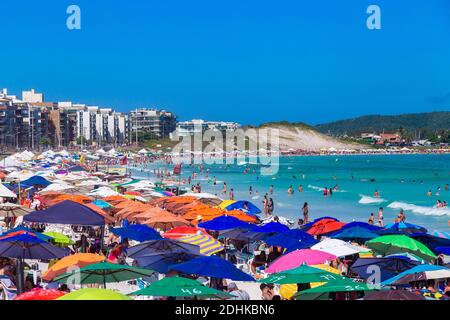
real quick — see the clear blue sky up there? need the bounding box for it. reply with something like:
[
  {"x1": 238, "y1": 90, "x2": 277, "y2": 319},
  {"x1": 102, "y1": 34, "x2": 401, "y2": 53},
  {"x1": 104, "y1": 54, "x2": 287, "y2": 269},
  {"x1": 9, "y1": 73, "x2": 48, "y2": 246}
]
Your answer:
[{"x1": 2, "y1": 0, "x2": 450, "y2": 125}]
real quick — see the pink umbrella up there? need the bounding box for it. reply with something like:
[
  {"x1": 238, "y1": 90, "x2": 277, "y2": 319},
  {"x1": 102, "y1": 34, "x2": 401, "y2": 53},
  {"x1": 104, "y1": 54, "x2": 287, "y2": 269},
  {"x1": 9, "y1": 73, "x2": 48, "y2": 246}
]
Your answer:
[{"x1": 265, "y1": 249, "x2": 336, "y2": 274}]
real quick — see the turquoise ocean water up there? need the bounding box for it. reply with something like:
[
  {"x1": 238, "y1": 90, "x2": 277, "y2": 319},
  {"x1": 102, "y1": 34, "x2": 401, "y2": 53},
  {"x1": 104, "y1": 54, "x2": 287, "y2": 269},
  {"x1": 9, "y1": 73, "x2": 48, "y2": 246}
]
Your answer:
[{"x1": 131, "y1": 154, "x2": 450, "y2": 231}]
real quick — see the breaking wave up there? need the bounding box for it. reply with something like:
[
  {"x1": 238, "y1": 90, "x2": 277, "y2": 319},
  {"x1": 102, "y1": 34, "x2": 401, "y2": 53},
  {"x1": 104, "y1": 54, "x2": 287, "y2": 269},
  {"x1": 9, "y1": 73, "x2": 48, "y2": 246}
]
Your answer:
[
  {"x1": 387, "y1": 201, "x2": 450, "y2": 216},
  {"x1": 359, "y1": 195, "x2": 387, "y2": 204}
]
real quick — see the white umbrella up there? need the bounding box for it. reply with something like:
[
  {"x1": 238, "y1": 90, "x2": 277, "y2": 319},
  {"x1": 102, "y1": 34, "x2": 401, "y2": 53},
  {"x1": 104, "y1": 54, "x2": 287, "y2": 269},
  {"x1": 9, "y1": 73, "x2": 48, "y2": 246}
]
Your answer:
[
  {"x1": 311, "y1": 238, "x2": 369, "y2": 257},
  {"x1": 0, "y1": 184, "x2": 17, "y2": 198},
  {"x1": 88, "y1": 187, "x2": 119, "y2": 197}
]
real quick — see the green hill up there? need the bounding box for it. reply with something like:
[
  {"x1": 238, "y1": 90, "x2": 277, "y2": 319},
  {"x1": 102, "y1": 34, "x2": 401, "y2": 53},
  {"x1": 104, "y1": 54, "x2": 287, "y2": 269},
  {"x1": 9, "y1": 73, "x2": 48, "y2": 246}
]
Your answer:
[{"x1": 315, "y1": 111, "x2": 450, "y2": 136}]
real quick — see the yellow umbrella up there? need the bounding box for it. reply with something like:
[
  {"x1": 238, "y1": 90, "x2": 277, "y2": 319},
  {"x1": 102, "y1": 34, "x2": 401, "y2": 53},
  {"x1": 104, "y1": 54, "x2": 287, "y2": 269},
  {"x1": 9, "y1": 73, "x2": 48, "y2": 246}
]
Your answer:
[
  {"x1": 279, "y1": 264, "x2": 341, "y2": 299},
  {"x1": 217, "y1": 200, "x2": 236, "y2": 210}
]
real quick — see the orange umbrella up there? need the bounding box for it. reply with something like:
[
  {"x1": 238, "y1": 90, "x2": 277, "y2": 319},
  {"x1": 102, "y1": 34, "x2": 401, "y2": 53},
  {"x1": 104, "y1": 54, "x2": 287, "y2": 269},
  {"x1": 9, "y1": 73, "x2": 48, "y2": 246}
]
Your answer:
[
  {"x1": 42, "y1": 253, "x2": 105, "y2": 281},
  {"x1": 115, "y1": 203, "x2": 152, "y2": 218},
  {"x1": 47, "y1": 194, "x2": 92, "y2": 206},
  {"x1": 83, "y1": 203, "x2": 115, "y2": 224},
  {"x1": 133, "y1": 207, "x2": 171, "y2": 222},
  {"x1": 103, "y1": 195, "x2": 128, "y2": 204},
  {"x1": 218, "y1": 210, "x2": 258, "y2": 223},
  {"x1": 125, "y1": 191, "x2": 142, "y2": 196},
  {"x1": 182, "y1": 207, "x2": 225, "y2": 221},
  {"x1": 143, "y1": 214, "x2": 191, "y2": 231},
  {"x1": 171, "y1": 202, "x2": 209, "y2": 215},
  {"x1": 114, "y1": 200, "x2": 142, "y2": 210}
]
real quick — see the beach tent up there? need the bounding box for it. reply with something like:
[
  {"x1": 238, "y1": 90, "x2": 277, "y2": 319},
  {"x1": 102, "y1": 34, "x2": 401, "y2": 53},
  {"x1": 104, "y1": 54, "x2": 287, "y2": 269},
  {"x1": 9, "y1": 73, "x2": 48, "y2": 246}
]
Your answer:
[
  {"x1": 381, "y1": 264, "x2": 450, "y2": 286},
  {"x1": 169, "y1": 255, "x2": 255, "y2": 281},
  {"x1": 266, "y1": 249, "x2": 336, "y2": 274},
  {"x1": 0, "y1": 183, "x2": 17, "y2": 198},
  {"x1": 57, "y1": 288, "x2": 131, "y2": 300},
  {"x1": 24, "y1": 200, "x2": 105, "y2": 226},
  {"x1": 130, "y1": 276, "x2": 233, "y2": 298}
]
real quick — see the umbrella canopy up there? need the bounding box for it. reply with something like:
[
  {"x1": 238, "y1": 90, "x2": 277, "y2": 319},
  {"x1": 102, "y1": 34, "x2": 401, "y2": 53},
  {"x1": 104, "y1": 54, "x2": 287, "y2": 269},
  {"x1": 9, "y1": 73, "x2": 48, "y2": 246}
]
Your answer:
[
  {"x1": 0, "y1": 183, "x2": 17, "y2": 198},
  {"x1": 42, "y1": 253, "x2": 106, "y2": 281},
  {"x1": 366, "y1": 235, "x2": 436, "y2": 262},
  {"x1": 0, "y1": 203, "x2": 32, "y2": 217},
  {"x1": 250, "y1": 222, "x2": 289, "y2": 233},
  {"x1": 311, "y1": 238, "x2": 369, "y2": 257},
  {"x1": 143, "y1": 214, "x2": 191, "y2": 231},
  {"x1": 0, "y1": 233, "x2": 69, "y2": 260},
  {"x1": 339, "y1": 221, "x2": 382, "y2": 232},
  {"x1": 21, "y1": 176, "x2": 51, "y2": 187},
  {"x1": 266, "y1": 249, "x2": 336, "y2": 274},
  {"x1": 218, "y1": 200, "x2": 236, "y2": 210},
  {"x1": 136, "y1": 252, "x2": 200, "y2": 273},
  {"x1": 169, "y1": 255, "x2": 255, "y2": 281},
  {"x1": 111, "y1": 224, "x2": 162, "y2": 242},
  {"x1": 431, "y1": 230, "x2": 450, "y2": 240},
  {"x1": 224, "y1": 200, "x2": 261, "y2": 216},
  {"x1": 56, "y1": 288, "x2": 131, "y2": 300},
  {"x1": 350, "y1": 257, "x2": 420, "y2": 282},
  {"x1": 53, "y1": 261, "x2": 155, "y2": 285},
  {"x1": 24, "y1": 200, "x2": 105, "y2": 226},
  {"x1": 410, "y1": 233, "x2": 450, "y2": 252},
  {"x1": 331, "y1": 227, "x2": 379, "y2": 242},
  {"x1": 42, "y1": 231, "x2": 75, "y2": 245},
  {"x1": 178, "y1": 234, "x2": 224, "y2": 256},
  {"x1": 307, "y1": 219, "x2": 346, "y2": 236},
  {"x1": 92, "y1": 199, "x2": 113, "y2": 209},
  {"x1": 259, "y1": 264, "x2": 341, "y2": 285},
  {"x1": 2, "y1": 227, "x2": 52, "y2": 241},
  {"x1": 14, "y1": 288, "x2": 65, "y2": 300},
  {"x1": 162, "y1": 226, "x2": 209, "y2": 239},
  {"x1": 381, "y1": 264, "x2": 450, "y2": 286},
  {"x1": 383, "y1": 222, "x2": 428, "y2": 235},
  {"x1": 435, "y1": 246, "x2": 450, "y2": 255},
  {"x1": 127, "y1": 239, "x2": 200, "y2": 259},
  {"x1": 364, "y1": 290, "x2": 426, "y2": 300},
  {"x1": 130, "y1": 276, "x2": 233, "y2": 299},
  {"x1": 198, "y1": 215, "x2": 253, "y2": 231},
  {"x1": 264, "y1": 229, "x2": 318, "y2": 251}
]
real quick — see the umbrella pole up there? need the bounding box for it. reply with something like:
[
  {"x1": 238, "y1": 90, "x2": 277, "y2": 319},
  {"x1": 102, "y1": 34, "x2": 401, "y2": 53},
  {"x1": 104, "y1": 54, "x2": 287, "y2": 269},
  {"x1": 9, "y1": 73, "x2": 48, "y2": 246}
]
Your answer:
[
  {"x1": 100, "y1": 226, "x2": 105, "y2": 254},
  {"x1": 16, "y1": 257, "x2": 25, "y2": 295}
]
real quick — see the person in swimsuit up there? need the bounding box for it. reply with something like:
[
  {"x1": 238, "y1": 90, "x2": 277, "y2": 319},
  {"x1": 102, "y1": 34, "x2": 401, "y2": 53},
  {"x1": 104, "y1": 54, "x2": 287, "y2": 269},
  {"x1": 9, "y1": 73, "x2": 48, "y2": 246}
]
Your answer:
[{"x1": 368, "y1": 213, "x2": 374, "y2": 225}]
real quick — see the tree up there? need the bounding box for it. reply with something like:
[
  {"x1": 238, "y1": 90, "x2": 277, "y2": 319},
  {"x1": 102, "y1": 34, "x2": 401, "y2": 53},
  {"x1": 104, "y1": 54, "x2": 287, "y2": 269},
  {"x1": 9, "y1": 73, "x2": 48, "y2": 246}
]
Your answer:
[{"x1": 39, "y1": 137, "x2": 53, "y2": 147}]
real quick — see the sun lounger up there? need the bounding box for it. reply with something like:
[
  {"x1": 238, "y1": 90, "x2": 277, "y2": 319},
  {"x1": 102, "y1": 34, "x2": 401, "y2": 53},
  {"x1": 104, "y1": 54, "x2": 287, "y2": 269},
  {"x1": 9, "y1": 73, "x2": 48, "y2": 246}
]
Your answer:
[{"x1": 0, "y1": 275, "x2": 17, "y2": 300}]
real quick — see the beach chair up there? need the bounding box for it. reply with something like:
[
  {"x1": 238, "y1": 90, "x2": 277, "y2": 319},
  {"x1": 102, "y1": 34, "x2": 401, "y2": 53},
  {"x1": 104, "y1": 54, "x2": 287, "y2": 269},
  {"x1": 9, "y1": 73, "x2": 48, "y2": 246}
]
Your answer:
[{"x1": 0, "y1": 275, "x2": 17, "y2": 300}]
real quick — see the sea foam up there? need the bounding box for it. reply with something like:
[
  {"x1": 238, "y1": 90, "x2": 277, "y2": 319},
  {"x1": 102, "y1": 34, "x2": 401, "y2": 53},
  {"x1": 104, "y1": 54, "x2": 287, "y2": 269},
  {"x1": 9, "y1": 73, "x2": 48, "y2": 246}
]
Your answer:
[
  {"x1": 358, "y1": 195, "x2": 387, "y2": 204},
  {"x1": 387, "y1": 201, "x2": 450, "y2": 216}
]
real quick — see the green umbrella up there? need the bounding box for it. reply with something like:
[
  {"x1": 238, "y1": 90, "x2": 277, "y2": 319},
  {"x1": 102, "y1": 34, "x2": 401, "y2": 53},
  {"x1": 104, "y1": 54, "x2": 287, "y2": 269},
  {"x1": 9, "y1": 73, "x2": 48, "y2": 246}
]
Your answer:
[
  {"x1": 57, "y1": 288, "x2": 132, "y2": 300},
  {"x1": 130, "y1": 276, "x2": 233, "y2": 299},
  {"x1": 53, "y1": 261, "x2": 155, "y2": 287},
  {"x1": 258, "y1": 264, "x2": 341, "y2": 285},
  {"x1": 366, "y1": 235, "x2": 436, "y2": 262},
  {"x1": 43, "y1": 231, "x2": 75, "y2": 245},
  {"x1": 292, "y1": 276, "x2": 378, "y2": 300}
]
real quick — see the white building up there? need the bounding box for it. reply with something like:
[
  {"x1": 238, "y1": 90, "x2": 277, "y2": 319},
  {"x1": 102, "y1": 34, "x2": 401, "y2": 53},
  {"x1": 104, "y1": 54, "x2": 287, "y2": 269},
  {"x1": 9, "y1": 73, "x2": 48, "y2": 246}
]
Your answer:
[
  {"x1": 173, "y1": 119, "x2": 241, "y2": 137},
  {"x1": 22, "y1": 89, "x2": 44, "y2": 103}
]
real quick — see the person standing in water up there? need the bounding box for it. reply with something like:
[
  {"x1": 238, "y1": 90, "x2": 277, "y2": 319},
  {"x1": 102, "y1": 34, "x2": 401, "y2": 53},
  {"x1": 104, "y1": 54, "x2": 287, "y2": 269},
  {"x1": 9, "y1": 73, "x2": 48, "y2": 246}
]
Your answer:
[
  {"x1": 249, "y1": 186, "x2": 253, "y2": 195},
  {"x1": 298, "y1": 185, "x2": 303, "y2": 192},
  {"x1": 268, "y1": 198, "x2": 274, "y2": 216},
  {"x1": 269, "y1": 185, "x2": 273, "y2": 195},
  {"x1": 262, "y1": 195, "x2": 269, "y2": 218},
  {"x1": 302, "y1": 202, "x2": 309, "y2": 223},
  {"x1": 374, "y1": 190, "x2": 379, "y2": 198},
  {"x1": 288, "y1": 185, "x2": 294, "y2": 195},
  {"x1": 229, "y1": 188, "x2": 234, "y2": 200},
  {"x1": 368, "y1": 213, "x2": 374, "y2": 225},
  {"x1": 222, "y1": 182, "x2": 227, "y2": 195},
  {"x1": 378, "y1": 207, "x2": 384, "y2": 227}
]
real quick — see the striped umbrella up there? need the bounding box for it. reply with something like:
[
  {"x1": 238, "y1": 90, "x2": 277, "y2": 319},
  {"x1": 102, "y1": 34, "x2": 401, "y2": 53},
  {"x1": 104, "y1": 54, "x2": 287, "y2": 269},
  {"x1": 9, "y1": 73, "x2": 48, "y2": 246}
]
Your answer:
[{"x1": 178, "y1": 234, "x2": 224, "y2": 256}]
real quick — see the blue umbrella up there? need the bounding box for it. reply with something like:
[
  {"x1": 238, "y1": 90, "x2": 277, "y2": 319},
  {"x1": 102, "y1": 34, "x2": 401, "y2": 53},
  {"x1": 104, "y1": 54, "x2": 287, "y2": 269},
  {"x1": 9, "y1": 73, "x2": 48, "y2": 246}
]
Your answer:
[
  {"x1": 383, "y1": 222, "x2": 427, "y2": 235},
  {"x1": 198, "y1": 216, "x2": 253, "y2": 231},
  {"x1": 224, "y1": 200, "x2": 261, "y2": 216},
  {"x1": 411, "y1": 233, "x2": 450, "y2": 253},
  {"x1": 21, "y1": 176, "x2": 51, "y2": 188},
  {"x1": 111, "y1": 224, "x2": 162, "y2": 242},
  {"x1": 339, "y1": 221, "x2": 382, "y2": 231},
  {"x1": 169, "y1": 255, "x2": 255, "y2": 281},
  {"x1": 331, "y1": 226, "x2": 379, "y2": 242},
  {"x1": 435, "y1": 246, "x2": 450, "y2": 255},
  {"x1": 0, "y1": 233, "x2": 69, "y2": 259},
  {"x1": 92, "y1": 199, "x2": 113, "y2": 209},
  {"x1": 135, "y1": 252, "x2": 201, "y2": 273},
  {"x1": 3, "y1": 226, "x2": 52, "y2": 241},
  {"x1": 127, "y1": 239, "x2": 200, "y2": 259},
  {"x1": 350, "y1": 257, "x2": 420, "y2": 283},
  {"x1": 265, "y1": 229, "x2": 318, "y2": 249},
  {"x1": 250, "y1": 222, "x2": 290, "y2": 233},
  {"x1": 381, "y1": 264, "x2": 450, "y2": 286}
]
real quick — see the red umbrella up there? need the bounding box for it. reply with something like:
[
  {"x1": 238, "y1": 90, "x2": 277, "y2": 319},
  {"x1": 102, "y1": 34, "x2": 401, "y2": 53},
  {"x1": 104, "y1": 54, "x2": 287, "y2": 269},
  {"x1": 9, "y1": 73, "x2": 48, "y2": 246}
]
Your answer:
[
  {"x1": 14, "y1": 288, "x2": 66, "y2": 300},
  {"x1": 307, "y1": 218, "x2": 346, "y2": 236},
  {"x1": 162, "y1": 226, "x2": 209, "y2": 239}
]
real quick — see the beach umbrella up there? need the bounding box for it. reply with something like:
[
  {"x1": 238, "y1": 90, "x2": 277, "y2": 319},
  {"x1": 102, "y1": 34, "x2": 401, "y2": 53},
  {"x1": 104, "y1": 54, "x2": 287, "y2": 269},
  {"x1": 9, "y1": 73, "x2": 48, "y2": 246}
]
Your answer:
[
  {"x1": 383, "y1": 222, "x2": 428, "y2": 235},
  {"x1": 218, "y1": 200, "x2": 236, "y2": 210},
  {"x1": 143, "y1": 214, "x2": 191, "y2": 231},
  {"x1": 21, "y1": 176, "x2": 51, "y2": 187},
  {"x1": 198, "y1": 215, "x2": 253, "y2": 231},
  {"x1": 0, "y1": 203, "x2": 32, "y2": 217},
  {"x1": 42, "y1": 253, "x2": 106, "y2": 281},
  {"x1": 311, "y1": 238, "x2": 369, "y2": 257},
  {"x1": 135, "y1": 252, "x2": 200, "y2": 273},
  {"x1": 2, "y1": 227, "x2": 52, "y2": 241},
  {"x1": 0, "y1": 183, "x2": 17, "y2": 198},
  {"x1": 435, "y1": 246, "x2": 450, "y2": 255},
  {"x1": 307, "y1": 219, "x2": 346, "y2": 236},
  {"x1": 92, "y1": 199, "x2": 113, "y2": 209},
  {"x1": 250, "y1": 222, "x2": 289, "y2": 233},
  {"x1": 218, "y1": 228, "x2": 266, "y2": 242},
  {"x1": 178, "y1": 234, "x2": 224, "y2": 256},
  {"x1": 331, "y1": 226, "x2": 379, "y2": 242},
  {"x1": 431, "y1": 230, "x2": 450, "y2": 240},
  {"x1": 130, "y1": 276, "x2": 233, "y2": 299},
  {"x1": 259, "y1": 264, "x2": 341, "y2": 285},
  {"x1": 53, "y1": 261, "x2": 156, "y2": 286},
  {"x1": 224, "y1": 200, "x2": 261, "y2": 216},
  {"x1": 127, "y1": 239, "x2": 200, "y2": 259},
  {"x1": 292, "y1": 276, "x2": 376, "y2": 300},
  {"x1": 410, "y1": 233, "x2": 450, "y2": 252},
  {"x1": 162, "y1": 226, "x2": 209, "y2": 239},
  {"x1": 364, "y1": 290, "x2": 425, "y2": 300},
  {"x1": 412, "y1": 289, "x2": 449, "y2": 300},
  {"x1": 265, "y1": 229, "x2": 318, "y2": 250},
  {"x1": 42, "y1": 231, "x2": 75, "y2": 245},
  {"x1": 14, "y1": 288, "x2": 66, "y2": 300},
  {"x1": 169, "y1": 255, "x2": 255, "y2": 281},
  {"x1": 111, "y1": 224, "x2": 162, "y2": 242},
  {"x1": 381, "y1": 264, "x2": 450, "y2": 286},
  {"x1": 56, "y1": 288, "x2": 131, "y2": 300},
  {"x1": 0, "y1": 233, "x2": 69, "y2": 260},
  {"x1": 366, "y1": 235, "x2": 436, "y2": 262},
  {"x1": 266, "y1": 249, "x2": 336, "y2": 274},
  {"x1": 302, "y1": 216, "x2": 339, "y2": 230},
  {"x1": 339, "y1": 221, "x2": 381, "y2": 232},
  {"x1": 350, "y1": 257, "x2": 420, "y2": 283}
]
